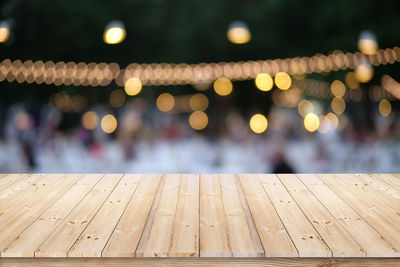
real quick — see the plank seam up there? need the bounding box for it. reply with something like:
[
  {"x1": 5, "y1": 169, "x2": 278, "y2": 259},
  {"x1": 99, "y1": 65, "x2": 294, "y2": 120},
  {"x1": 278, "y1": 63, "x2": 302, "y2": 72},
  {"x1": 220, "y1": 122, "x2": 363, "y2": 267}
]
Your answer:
[
  {"x1": 65, "y1": 174, "x2": 125, "y2": 257},
  {"x1": 0, "y1": 174, "x2": 28, "y2": 192}
]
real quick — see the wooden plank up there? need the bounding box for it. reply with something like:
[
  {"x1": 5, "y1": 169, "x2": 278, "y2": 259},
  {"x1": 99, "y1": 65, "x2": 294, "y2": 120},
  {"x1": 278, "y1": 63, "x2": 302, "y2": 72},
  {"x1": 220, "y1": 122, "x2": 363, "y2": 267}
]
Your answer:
[
  {"x1": 68, "y1": 174, "x2": 142, "y2": 257},
  {"x1": 168, "y1": 174, "x2": 199, "y2": 257},
  {"x1": 0, "y1": 174, "x2": 46, "y2": 210},
  {"x1": 102, "y1": 174, "x2": 162, "y2": 257},
  {"x1": 297, "y1": 174, "x2": 399, "y2": 257},
  {"x1": 0, "y1": 174, "x2": 83, "y2": 252},
  {"x1": 219, "y1": 174, "x2": 264, "y2": 257},
  {"x1": 374, "y1": 174, "x2": 400, "y2": 190},
  {"x1": 199, "y1": 174, "x2": 231, "y2": 257},
  {"x1": 238, "y1": 174, "x2": 298, "y2": 257},
  {"x1": 0, "y1": 174, "x2": 27, "y2": 191},
  {"x1": 35, "y1": 174, "x2": 124, "y2": 257},
  {"x1": 258, "y1": 174, "x2": 332, "y2": 257},
  {"x1": 3, "y1": 258, "x2": 400, "y2": 267},
  {"x1": 318, "y1": 174, "x2": 400, "y2": 252},
  {"x1": 277, "y1": 174, "x2": 365, "y2": 257},
  {"x1": 1, "y1": 174, "x2": 104, "y2": 257},
  {"x1": 352, "y1": 174, "x2": 400, "y2": 209},
  {"x1": 136, "y1": 174, "x2": 181, "y2": 257}
]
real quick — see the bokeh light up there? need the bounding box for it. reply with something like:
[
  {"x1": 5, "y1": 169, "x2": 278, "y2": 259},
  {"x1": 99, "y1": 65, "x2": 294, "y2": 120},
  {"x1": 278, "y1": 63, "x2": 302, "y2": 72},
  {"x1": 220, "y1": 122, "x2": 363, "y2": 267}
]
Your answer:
[
  {"x1": 274, "y1": 72, "x2": 291, "y2": 90},
  {"x1": 330, "y1": 80, "x2": 346, "y2": 98},
  {"x1": 227, "y1": 21, "x2": 251, "y2": 44},
  {"x1": 249, "y1": 114, "x2": 268, "y2": 134},
  {"x1": 156, "y1": 93, "x2": 175, "y2": 112},
  {"x1": 379, "y1": 99, "x2": 391, "y2": 117},
  {"x1": 109, "y1": 89, "x2": 126, "y2": 108},
  {"x1": 326, "y1": 112, "x2": 339, "y2": 129},
  {"x1": 317, "y1": 115, "x2": 331, "y2": 134},
  {"x1": 331, "y1": 97, "x2": 346, "y2": 115},
  {"x1": 358, "y1": 30, "x2": 378, "y2": 55},
  {"x1": 355, "y1": 63, "x2": 374, "y2": 83},
  {"x1": 213, "y1": 77, "x2": 233, "y2": 96},
  {"x1": 255, "y1": 73, "x2": 273, "y2": 91},
  {"x1": 189, "y1": 111, "x2": 208, "y2": 130},
  {"x1": 101, "y1": 114, "x2": 118, "y2": 133},
  {"x1": 304, "y1": 113, "x2": 320, "y2": 132},
  {"x1": 189, "y1": 93, "x2": 209, "y2": 111},
  {"x1": 298, "y1": 99, "x2": 313, "y2": 117},
  {"x1": 345, "y1": 72, "x2": 359, "y2": 89},
  {"x1": 124, "y1": 77, "x2": 142, "y2": 96},
  {"x1": 103, "y1": 21, "x2": 126, "y2": 44},
  {"x1": 81, "y1": 111, "x2": 99, "y2": 130},
  {"x1": 0, "y1": 21, "x2": 10, "y2": 43}
]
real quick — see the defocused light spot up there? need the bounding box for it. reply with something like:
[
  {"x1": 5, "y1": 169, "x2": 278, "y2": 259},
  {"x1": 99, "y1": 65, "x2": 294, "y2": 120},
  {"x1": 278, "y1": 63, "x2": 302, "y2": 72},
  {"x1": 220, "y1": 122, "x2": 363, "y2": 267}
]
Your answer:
[
  {"x1": 189, "y1": 93, "x2": 209, "y2": 111},
  {"x1": 14, "y1": 112, "x2": 31, "y2": 130},
  {"x1": 298, "y1": 99, "x2": 313, "y2": 117},
  {"x1": 330, "y1": 80, "x2": 346, "y2": 98},
  {"x1": 345, "y1": 72, "x2": 359, "y2": 89},
  {"x1": 156, "y1": 93, "x2": 175, "y2": 112},
  {"x1": 338, "y1": 114, "x2": 349, "y2": 131},
  {"x1": 189, "y1": 111, "x2": 208, "y2": 130},
  {"x1": 103, "y1": 21, "x2": 126, "y2": 44},
  {"x1": 379, "y1": 99, "x2": 391, "y2": 117},
  {"x1": 304, "y1": 113, "x2": 320, "y2": 132},
  {"x1": 255, "y1": 73, "x2": 273, "y2": 91},
  {"x1": 213, "y1": 77, "x2": 233, "y2": 96},
  {"x1": 358, "y1": 30, "x2": 378, "y2": 55},
  {"x1": 331, "y1": 97, "x2": 346, "y2": 115},
  {"x1": 81, "y1": 111, "x2": 99, "y2": 130},
  {"x1": 0, "y1": 21, "x2": 10, "y2": 43},
  {"x1": 326, "y1": 112, "x2": 339, "y2": 129},
  {"x1": 318, "y1": 115, "x2": 331, "y2": 134},
  {"x1": 355, "y1": 64, "x2": 374, "y2": 83},
  {"x1": 109, "y1": 89, "x2": 126, "y2": 108},
  {"x1": 193, "y1": 82, "x2": 211, "y2": 91},
  {"x1": 227, "y1": 21, "x2": 251, "y2": 44},
  {"x1": 249, "y1": 114, "x2": 268, "y2": 134},
  {"x1": 274, "y1": 72, "x2": 291, "y2": 90},
  {"x1": 124, "y1": 77, "x2": 142, "y2": 96},
  {"x1": 101, "y1": 114, "x2": 117, "y2": 133}
]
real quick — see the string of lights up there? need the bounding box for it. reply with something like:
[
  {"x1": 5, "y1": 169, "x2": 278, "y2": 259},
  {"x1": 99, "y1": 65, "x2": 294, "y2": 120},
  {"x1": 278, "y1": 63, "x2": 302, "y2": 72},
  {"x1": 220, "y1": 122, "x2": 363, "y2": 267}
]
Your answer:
[{"x1": 0, "y1": 47, "x2": 399, "y2": 87}]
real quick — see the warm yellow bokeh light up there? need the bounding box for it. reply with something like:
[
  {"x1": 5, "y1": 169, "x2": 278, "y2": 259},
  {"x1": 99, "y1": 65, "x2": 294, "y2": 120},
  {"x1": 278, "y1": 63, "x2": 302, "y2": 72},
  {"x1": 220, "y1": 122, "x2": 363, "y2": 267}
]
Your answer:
[
  {"x1": 355, "y1": 64, "x2": 374, "y2": 83},
  {"x1": 81, "y1": 111, "x2": 99, "y2": 130},
  {"x1": 345, "y1": 72, "x2": 359, "y2": 89},
  {"x1": 103, "y1": 27, "x2": 126, "y2": 44},
  {"x1": 330, "y1": 80, "x2": 346, "y2": 98},
  {"x1": 331, "y1": 97, "x2": 346, "y2": 115},
  {"x1": 109, "y1": 89, "x2": 126, "y2": 108},
  {"x1": 213, "y1": 77, "x2": 233, "y2": 96},
  {"x1": 298, "y1": 99, "x2": 313, "y2": 117},
  {"x1": 189, "y1": 111, "x2": 208, "y2": 130},
  {"x1": 249, "y1": 114, "x2": 268, "y2": 134},
  {"x1": 156, "y1": 93, "x2": 175, "y2": 112},
  {"x1": 379, "y1": 99, "x2": 392, "y2": 117},
  {"x1": 227, "y1": 24, "x2": 251, "y2": 44},
  {"x1": 255, "y1": 73, "x2": 273, "y2": 91},
  {"x1": 358, "y1": 39, "x2": 378, "y2": 55},
  {"x1": 274, "y1": 72, "x2": 291, "y2": 90},
  {"x1": 124, "y1": 77, "x2": 142, "y2": 96},
  {"x1": 304, "y1": 113, "x2": 320, "y2": 132},
  {"x1": 101, "y1": 114, "x2": 118, "y2": 134},
  {"x1": 0, "y1": 27, "x2": 10, "y2": 43},
  {"x1": 189, "y1": 93, "x2": 209, "y2": 111},
  {"x1": 317, "y1": 115, "x2": 331, "y2": 134},
  {"x1": 326, "y1": 112, "x2": 339, "y2": 129}
]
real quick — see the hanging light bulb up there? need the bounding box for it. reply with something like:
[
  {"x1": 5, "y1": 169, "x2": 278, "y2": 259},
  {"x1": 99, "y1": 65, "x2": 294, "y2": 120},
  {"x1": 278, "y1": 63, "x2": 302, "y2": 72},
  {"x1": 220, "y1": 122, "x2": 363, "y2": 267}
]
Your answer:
[
  {"x1": 358, "y1": 30, "x2": 378, "y2": 55},
  {"x1": 103, "y1": 21, "x2": 126, "y2": 45},
  {"x1": 0, "y1": 20, "x2": 11, "y2": 43},
  {"x1": 227, "y1": 21, "x2": 251, "y2": 44}
]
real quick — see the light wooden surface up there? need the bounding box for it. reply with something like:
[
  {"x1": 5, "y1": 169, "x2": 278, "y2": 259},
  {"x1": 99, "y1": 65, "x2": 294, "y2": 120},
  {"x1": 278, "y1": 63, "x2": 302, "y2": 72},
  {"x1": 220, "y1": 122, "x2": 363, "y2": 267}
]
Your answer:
[{"x1": 1, "y1": 173, "x2": 400, "y2": 266}]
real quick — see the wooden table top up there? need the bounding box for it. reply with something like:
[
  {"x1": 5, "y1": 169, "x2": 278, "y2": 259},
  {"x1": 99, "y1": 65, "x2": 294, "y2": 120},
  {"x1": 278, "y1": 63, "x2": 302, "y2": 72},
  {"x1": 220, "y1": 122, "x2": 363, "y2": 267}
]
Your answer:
[{"x1": 0, "y1": 173, "x2": 400, "y2": 265}]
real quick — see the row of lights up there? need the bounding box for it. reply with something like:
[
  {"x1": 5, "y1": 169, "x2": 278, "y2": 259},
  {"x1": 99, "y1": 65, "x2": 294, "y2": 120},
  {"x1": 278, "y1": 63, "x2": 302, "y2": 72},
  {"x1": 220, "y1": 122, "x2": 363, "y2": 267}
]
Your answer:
[{"x1": 1, "y1": 46, "x2": 399, "y2": 87}]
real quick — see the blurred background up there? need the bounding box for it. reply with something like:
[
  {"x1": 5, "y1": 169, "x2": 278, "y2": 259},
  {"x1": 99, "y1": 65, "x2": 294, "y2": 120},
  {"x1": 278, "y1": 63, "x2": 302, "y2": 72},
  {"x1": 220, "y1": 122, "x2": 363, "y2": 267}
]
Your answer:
[{"x1": 0, "y1": 0, "x2": 400, "y2": 173}]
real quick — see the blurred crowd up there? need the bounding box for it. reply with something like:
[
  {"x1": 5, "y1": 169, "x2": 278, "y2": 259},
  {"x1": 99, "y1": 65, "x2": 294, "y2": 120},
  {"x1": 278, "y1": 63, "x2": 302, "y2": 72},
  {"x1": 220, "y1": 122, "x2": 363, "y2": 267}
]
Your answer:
[{"x1": 0, "y1": 102, "x2": 399, "y2": 174}]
